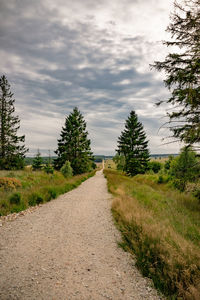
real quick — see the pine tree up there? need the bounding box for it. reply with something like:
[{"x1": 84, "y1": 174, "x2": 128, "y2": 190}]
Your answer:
[
  {"x1": 152, "y1": 0, "x2": 200, "y2": 148},
  {"x1": 54, "y1": 107, "x2": 93, "y2": 175},
  {"x1": 170, "y1": 146, "x2": 200, "y2": 191},
  {"x1": 32, "y1": 149, "x2": 43, "y2": 170},
  {"x1": 116, "y1": 111, "x2": 149, "y2": 176},
  {"x1": 0, "y1": 75, "x2": 28, "y2": 169}
]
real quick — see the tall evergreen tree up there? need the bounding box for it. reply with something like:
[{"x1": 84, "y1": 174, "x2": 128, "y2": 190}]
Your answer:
[
  {"x1": 54, "y1": 107, "x2": 93, "y2": 174},
  {"x1": 32, "y1": 149, "x2": 43, "y2": 170},
  {"x1": 152, "y1": 0, "x2": 200, "y2": 147},
  {"x1": 116, "y1": 111, "x2": 149, "y2": 176},
  {"x1": 0, "y1": 75, "x2": 28, "y2": 169}
]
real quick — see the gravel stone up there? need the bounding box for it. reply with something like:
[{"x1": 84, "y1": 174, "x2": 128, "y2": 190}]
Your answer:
[{"x1": 0, "y1": 170, "x2": 163, "y2": 299}]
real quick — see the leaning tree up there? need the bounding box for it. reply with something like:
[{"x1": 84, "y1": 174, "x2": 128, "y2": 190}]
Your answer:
[
  {"x1": 0, "y1": 75, "x2": 28, "y2": 169},
  {"x1": 116, "y1": 110, "x2": 150, "y2": 176},
  {"x1": 54, "y1": 107, "x2": 94, "y2": 175},
  {"x1": 152, "y1": 0, "x2": 200, "y2": 149}
]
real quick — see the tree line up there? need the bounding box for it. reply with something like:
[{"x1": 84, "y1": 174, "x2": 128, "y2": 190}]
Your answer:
[
  {"x1": 0, "y1": 76, "x2": 95, "y2": 175},
  {"x1": 0, "y1": 73, "x2": 151, "y2": 176}
]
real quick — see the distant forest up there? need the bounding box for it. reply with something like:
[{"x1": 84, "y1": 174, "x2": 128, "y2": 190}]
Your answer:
[{"x1": 24, "y1": 154, "x2": 177, "y2": 165}]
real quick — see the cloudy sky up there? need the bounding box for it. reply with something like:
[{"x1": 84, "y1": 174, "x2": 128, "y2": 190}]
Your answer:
[{"x1": 0, "y1": 0, "x2": 183, "y2": 156}]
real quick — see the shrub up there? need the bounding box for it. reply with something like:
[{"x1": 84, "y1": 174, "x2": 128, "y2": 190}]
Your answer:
[
  {"x1": 148, "y1": 161, "x2": 162, "y2": 173},
  {"x1": 0, "y1": 177, "x2": 21, "y2": 190},
  {"x1": 91, "y1": 162, "x2": 97, "y2": 169},
  {"x1": 157, "y1": 175, "x2": 164, "y2": 184},
  {"x1": 170, "y1": 147, "x2": 199, "y2": 191},
  {"x1": 28, "y1": 192, "x2": 43, "y2": 206},
  {"x1": 9, "y1": 192, "x2": 21, "y2": 205},
  {"x1": 11, "y1": 200, "x2": 26, "y2": 213},
  {"x1": 164, "y1": 156, "x2": 174, "y2": 171},
  {"x1": 0, "y1": 199, "x2": 9, "y2": 209},
  {"x1": 187, "y1": 183, "x2": 200, "y2": 202},
  {"x1": 43, "y1": 163, "x2": 54, "y2": 174},
  {"x1": 60, "y1": 161, "x2": 73, "y2": 178},
  {"x1": 47, "y1": 187, "x2": 57, "y2": 199}
]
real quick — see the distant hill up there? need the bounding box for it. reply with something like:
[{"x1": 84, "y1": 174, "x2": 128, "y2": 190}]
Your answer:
[
  {"x1": 25, "y1": 154, "x2": 178, "y2": 165},
  {"x1": 150, "y1": 154, "x2": 178, "y2": 159},
  {"x1": 94, "y1": 154, "x2": 178, "y2": 162}
]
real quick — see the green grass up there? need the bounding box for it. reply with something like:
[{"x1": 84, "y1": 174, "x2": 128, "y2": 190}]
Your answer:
[
  {"x1": 0, "y1": 168, "x2": 96, "y2": 216},
  {"x1": 104, "y1": 169, "x2": 200, "y2": 300}
]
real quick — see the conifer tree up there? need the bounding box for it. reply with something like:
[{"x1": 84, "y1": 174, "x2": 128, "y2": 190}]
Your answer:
[
  {"x1": 116, "y1": 111, "x2": 149, "y2": 176},
  {"x1": 32, "y1": 149, "x2": 43, "y2": 170},
  {"x1": 152, "y1": 0, "x2": 200, "y2": 147},
  {"x1": 54, "y1": 107, "x2": 93, "y2": 174},
  {"x1": 0, "y1": 75, "x2": 28, "y2": 169}
]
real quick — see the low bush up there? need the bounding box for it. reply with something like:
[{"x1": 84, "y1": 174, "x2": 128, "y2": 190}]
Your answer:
[
  {"x1": 28, "y1": 192, "x2": 43, "y2": 206},
  {"x1": 60, "y1": 161, "x2": 73, "y2": 178},
  {"x1": 164, "y1": 155, "x2": 174, "y2": 171},
  {"x1": 47, "y1": 187, "x2": 57, "y2": 199},
  {"x1": 148, "y1": 161, "x2": 162, "y2": 173},
  {"x1": 0, "y1": 177, "x2": 21, "y2": 190},
  {"x1": 0, "y1": 199, "x2": 9, "y2": 209},
  {"x1": 11, "y1": 200, "x2": 26, "y2": 213},
  {"x1": 43, "y1": 164, "x2": 54, "y2": 174},
  {"x1": 170, "y1": 147, "x2": 199, "y2": 191},
  {"x1": 157, "y1": 175, "x2": 164, "y2": 184},
  {"x1": 9, "y1": 192, "x2": 21, "y2": 205}
]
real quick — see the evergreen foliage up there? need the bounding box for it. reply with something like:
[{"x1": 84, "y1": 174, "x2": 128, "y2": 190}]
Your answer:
[
  {"x1": 54, "y1": 107, "x2": 93, "y2": 175},
  {"x1": 0, "y1": 75, "x2": 28, "y2": 169},
  {"x1": 60, "y1": 161, "x2": 73, "y2": 178},
  {"x1": 152, "y1": 0, "x2": 200, "y2": 147},
  {"x1": 170, "y1": 146, "x2": 200, "y2": 191},
  {"x1": 116, "y1": 111, "x2": 150, "y2": 176},
  {"x1": 32, "y1": 150, "x2": 43, "y2": 170},
  {"x1": 43, "y1": 150, "x2": 54, "y2": 174},
  {"x1": 147, "y1": 161, "x2": 162, "y2": 173}
]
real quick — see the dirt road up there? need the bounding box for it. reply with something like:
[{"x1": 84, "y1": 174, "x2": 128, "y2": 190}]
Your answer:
[{"x1": 0, "y1": 170, "x2": 161, "y2": 299}]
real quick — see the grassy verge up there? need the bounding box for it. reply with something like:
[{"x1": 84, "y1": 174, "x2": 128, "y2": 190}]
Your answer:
[
  {"x1": 104, "y1": 169, "x2": 200, "y2": 300},
  {"x1": 0, "y1": 169, "x2": 96, "y2": 216}
]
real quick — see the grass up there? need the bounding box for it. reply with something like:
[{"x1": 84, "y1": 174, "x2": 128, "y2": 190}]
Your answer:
[
  {"x1": 104, "y1": 169, "x2": 200, "y2": 300},
  {"x1": 0, "y1": 168, "x2": 96, "y2": 216}
]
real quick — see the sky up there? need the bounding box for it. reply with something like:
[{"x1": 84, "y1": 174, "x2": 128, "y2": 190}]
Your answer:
[{"x1": 0, "y1": 0, "x2": 184, "y2": 156}]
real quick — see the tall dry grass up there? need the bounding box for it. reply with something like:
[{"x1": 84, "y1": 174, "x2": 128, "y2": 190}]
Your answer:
[{"x1": 104, "y1": 169, "x2": 200, "y2": 300}]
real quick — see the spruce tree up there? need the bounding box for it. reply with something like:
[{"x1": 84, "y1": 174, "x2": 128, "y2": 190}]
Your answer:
[
  {"x1": 0, "y1": 75, "x2": 28, "y2": 169},
  {"x1": 32, "y1": 149, "x2": 43, "y2": 170},
  {"x1": 54, "y1": 107, "x2": 93, "y2": 175},
  {"x1": 116, "y1": 111, "x2": 149, "y2": 176},
  {"x1": 152, "y1": 0, "x2": 200, "y2": 147}
]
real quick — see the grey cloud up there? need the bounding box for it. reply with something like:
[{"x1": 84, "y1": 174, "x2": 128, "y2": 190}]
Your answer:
[{"x1": 0, "y1": 0, "x2": 180, "y2": 155}]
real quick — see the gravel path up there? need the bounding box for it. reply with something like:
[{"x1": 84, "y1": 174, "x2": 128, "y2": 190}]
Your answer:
[{"x1": 0, "y1": 170, "x2": 162, "y2": 300}]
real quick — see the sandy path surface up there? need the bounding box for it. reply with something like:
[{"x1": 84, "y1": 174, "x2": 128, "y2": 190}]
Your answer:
[{"x1": 0, "y1": 170, "x2": 162, "y2": 300}]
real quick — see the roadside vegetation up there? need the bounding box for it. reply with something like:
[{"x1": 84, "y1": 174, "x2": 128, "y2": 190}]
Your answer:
[
  {"x1": 0, "y1": 168, "x2": 96, "y2": 216},
  {"x1": 104, "y1": 154, "x2": 200, "y2": 299},
  {"x1": 0, "y1": 77, "x2": 97, "y2": 217}
]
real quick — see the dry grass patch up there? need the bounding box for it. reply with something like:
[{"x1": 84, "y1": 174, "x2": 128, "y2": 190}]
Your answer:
[
  {"x1": 0, "y1": 169, "x2": 96, "y2": 216},
  {"x1": 104, "y1": 169, "x2": 200, "y2": 300}
]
